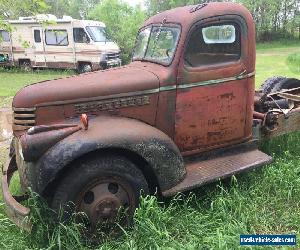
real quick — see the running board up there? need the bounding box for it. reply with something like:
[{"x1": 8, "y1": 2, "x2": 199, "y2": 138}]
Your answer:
[{"x1": 162, "y1": 149, "x2": 272, "y2": 197}]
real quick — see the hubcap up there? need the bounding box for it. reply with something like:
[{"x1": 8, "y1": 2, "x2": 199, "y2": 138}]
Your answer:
[{"x1": 77, "y1": 178, "x2": 134, "y2": 228}]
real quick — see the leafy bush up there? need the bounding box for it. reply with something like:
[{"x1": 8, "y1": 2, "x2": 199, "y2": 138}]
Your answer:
[
  {"x1": 89, "y1": 0, "x2": 146, "y2": 64},
  {"x1": 287, "y1": 53, "x2": 300, "y2": 74}
]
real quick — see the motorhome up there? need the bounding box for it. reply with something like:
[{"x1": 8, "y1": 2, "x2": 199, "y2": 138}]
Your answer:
[{"x1": 0, "y1": 14, "x2": 121, "y2": 73}]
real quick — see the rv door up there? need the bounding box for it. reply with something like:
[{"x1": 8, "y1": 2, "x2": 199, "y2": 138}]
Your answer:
[{"x1": 32, "y1": 28, "x2": 46, "y2": 67}]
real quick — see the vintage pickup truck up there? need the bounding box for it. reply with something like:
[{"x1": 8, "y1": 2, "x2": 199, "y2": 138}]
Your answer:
[{"x1": 2, "y1": 2, "x2": 300, "y2": 232}]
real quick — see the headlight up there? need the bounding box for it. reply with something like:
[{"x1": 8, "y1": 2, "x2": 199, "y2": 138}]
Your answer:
[{"x1": 100, "y1": 53, "x2": 107, "y2": 61}]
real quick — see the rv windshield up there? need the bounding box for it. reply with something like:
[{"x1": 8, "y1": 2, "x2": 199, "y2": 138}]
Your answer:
[
  {"x1": 132, "y1": 25, "x2": 180, "y2": 65},
  {"x1": 86, "y1": 26, "x2": 111, "y2": 42}
]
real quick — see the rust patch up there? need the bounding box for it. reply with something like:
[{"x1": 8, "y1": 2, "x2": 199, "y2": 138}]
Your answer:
[
  {"x1": 207, "y1": 129, "x2": 235, "y2": 142},
  {"x1": 191, "y1": 135, "x2": 205, "y2": 145},
  {"x1": 207, "y1": 117, "x2": 227, "y2": 126},
  {"x1": 175, "y1": 80, "x2": 248, "y2": 152},
  {"x1": 74, "y1": 96, "x2": 150, "y2": 114},
  {"x1": 220, "y1": 92, "x2": 235, "y2": 100}
]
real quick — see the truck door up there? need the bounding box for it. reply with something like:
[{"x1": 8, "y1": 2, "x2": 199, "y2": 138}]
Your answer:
[
  {"x1": 175, "y1": 17, "x2": 254, "y2": 153},
  {"x1": 32, "y1": 28, "x2": 46, "y2": 67}
]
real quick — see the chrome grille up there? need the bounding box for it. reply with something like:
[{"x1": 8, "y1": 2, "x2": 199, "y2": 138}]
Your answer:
[
  {"x1": 107, "y1": 52, "x2": 120, "y2": 60},
  {"x1": 13, "y1": 107, "x2": 36, "y2": 130}
]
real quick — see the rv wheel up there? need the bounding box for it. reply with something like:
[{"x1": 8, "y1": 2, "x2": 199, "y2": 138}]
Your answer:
[
  {"x1": 20, "y1": 61, "x2": 32, "y2": 72},
  {"x1": 78, "y1": 63, "x2": 92, "y2": 73}
]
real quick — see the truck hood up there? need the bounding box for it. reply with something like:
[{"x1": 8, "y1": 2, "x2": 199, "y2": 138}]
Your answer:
[{"x1": 13, "y1": 65, "x2": 159, "y2": 108}]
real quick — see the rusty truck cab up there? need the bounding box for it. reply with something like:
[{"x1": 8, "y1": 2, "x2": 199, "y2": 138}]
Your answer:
[{"x1": 132, "y1": 2, "x2": 256, "y2": 154}]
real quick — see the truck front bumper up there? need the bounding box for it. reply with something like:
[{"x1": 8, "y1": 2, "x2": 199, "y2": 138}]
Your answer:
[
  {"x1": 100, "y1": 58, "x2": 121, "y2": 69},
  {"x1": 1, "y1": 156, "x2": 31, "y2": 232}
]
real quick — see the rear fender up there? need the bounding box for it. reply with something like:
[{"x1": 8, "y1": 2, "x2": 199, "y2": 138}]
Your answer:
[{"x1": 35, "y1": 116, "x2": 185, "y2": 193}]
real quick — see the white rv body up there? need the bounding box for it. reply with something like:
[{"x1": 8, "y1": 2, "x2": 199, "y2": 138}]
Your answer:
[{"x1": 0, "y1": 15, "x2": 121, "y2": 72}]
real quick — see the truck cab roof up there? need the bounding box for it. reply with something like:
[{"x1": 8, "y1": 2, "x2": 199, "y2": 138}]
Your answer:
[{"x1": 143, "y1": 2, "x2": 253, "y2": 30}]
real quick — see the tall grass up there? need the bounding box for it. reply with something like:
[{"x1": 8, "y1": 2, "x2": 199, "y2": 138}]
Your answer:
[{"x1": 0, "y1": 132, "x2": 298, "y2": 249}]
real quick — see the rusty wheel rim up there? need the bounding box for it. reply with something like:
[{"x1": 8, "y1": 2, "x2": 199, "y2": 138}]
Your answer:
[{"x1": 76, "y1": 177, "x2": 135, "y2": 229}]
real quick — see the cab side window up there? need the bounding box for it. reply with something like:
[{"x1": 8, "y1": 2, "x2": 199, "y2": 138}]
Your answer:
[
  {"x1": 45, "y1": 29, "x2": 69, "y2": 46},
  {"x1": 73, "y1": 28, "x2": 90, "y2": 43},
  {"x1": 185, "y1": 23, "x2": 241, "y2": 67}
]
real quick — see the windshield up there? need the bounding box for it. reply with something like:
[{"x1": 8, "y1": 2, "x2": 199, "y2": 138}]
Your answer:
[
  {"x1": 132, "y1": 25, "x2": 180, "y2": 65},
  {"x1": 86, "y1": 26, "x2": 111, "y2": 42}
]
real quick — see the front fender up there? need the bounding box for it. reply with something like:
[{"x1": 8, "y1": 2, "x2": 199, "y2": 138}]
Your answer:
[{"x1": 35, "y1": 116, "x2": 185, "y2": 193}]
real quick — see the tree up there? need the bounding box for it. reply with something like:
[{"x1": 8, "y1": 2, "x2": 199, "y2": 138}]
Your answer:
[
  {"x1": 146, "y1": 0, "x2": 299, "y2": 41},
  {"x1": 45, "y1": 0, "x2": 100, "y2": 19},
  {"x1": 240, "y1": 0, "x2": 299, "y2": 40},
  {"x1": 0, "y1": 0, "x2": 48, "y2": 19},
  {"x1": 295, "y1": 11, "x2": 300, "y2": 39},
  {"x1": 145, "y1": 0, "x2": 229, "y2": 16},
  {"x1": 89, "y1": 0, "x2": 146, "y2": 64},
  {"x1": 0, "y1": 0, "x2": 49, "y2": 30}
]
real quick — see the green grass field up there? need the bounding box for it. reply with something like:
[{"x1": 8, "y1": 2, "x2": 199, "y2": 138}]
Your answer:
[
  {"x1": 0, "y1": 43, "x2": 299, "y2": 249},
  {"x1": 0, "y1": 69, "x2": 72, "y2": 107},
  {"x1": 256, "y1": 43, "x2": 300, "y2": 86}
]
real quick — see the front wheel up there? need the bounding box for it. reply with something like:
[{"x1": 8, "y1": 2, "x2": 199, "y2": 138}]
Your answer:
[{"x1": 51, "y1": 154, "x2": 149, "y2": 230}]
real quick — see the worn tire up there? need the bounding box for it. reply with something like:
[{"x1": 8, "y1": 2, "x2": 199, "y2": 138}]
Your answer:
[
  {"x1": 259, "y1": 76, "x2": 286, "y2": 94},
  {"x1": 271, "y1": 78, "x2": 300, "y2": 92},
  {"x1": 51, "y1": 154, "x2": 149, "y2": 228},
  {"x1": 260, "y1": 76, "x2": 300, "y2": 94}
]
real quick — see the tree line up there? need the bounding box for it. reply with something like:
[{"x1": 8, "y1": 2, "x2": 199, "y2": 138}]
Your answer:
[{"x1": 1, "y1": 0, "x2": 299, "y2": 63}]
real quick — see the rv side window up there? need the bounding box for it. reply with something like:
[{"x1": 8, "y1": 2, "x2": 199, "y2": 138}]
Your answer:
[
  {"x1": 0, "y1": 30, "x2": 10, "y2": 42},
  {"x1": 73, "y1": 28, "x2": 90, "y2": 43},
  {"x1": 34, "y1": 30, "x2": 41, "y2": 43},
  {"x1": 45, "y1": 29, "x2": 69, "y2": 46}
]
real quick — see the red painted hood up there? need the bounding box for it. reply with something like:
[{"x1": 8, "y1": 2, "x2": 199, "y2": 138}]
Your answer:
[{"x1": 13, "y1": 65, "x2": 160, "y2": 108}]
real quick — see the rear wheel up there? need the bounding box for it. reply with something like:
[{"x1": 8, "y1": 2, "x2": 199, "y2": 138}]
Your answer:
[
  {"x1": 78, "y1": 63, "x2": 92, "y2": 74},
  {"x1": 19, "y1": 60, "x2": 32, "y2": 72},
  {"x1": 51, "y1": 154, "x2": 149, "y2": 231}
]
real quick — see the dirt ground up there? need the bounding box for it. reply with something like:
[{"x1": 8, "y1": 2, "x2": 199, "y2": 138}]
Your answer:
[
  {"x1": 0, "y1": 107, "x2": 12, "y2": 165},
  {"x1": 0, "y1": 107, "x2": 12, "y2": 140}
]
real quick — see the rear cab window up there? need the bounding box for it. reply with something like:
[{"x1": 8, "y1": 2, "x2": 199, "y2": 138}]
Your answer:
[{"x1": 185, "y1": 23, "x2": 241, "y2": 67}]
